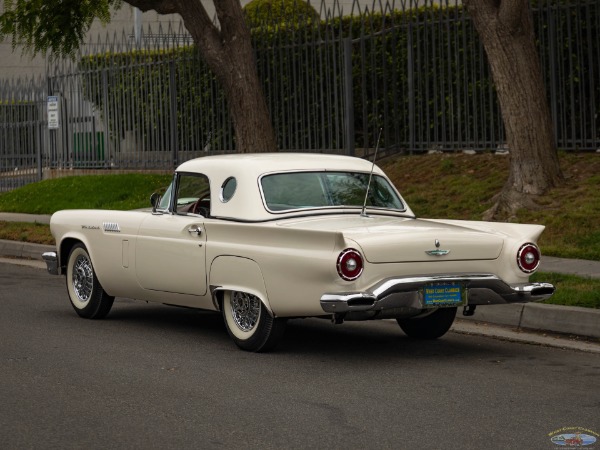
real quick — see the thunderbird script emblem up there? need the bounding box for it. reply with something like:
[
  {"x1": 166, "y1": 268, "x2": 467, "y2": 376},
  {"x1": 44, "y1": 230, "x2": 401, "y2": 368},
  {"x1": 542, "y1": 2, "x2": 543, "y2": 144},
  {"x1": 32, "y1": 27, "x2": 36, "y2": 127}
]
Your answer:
[{"x1": 425, "y1": 239, "x2": 450, "y2": 256}]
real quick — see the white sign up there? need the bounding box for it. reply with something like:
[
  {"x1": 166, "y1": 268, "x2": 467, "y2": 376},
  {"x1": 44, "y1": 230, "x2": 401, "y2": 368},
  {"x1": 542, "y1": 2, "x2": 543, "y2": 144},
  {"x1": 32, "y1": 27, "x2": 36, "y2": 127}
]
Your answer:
[{"x1": 47, "y1": 95, "x2": 59, "y2": 129}]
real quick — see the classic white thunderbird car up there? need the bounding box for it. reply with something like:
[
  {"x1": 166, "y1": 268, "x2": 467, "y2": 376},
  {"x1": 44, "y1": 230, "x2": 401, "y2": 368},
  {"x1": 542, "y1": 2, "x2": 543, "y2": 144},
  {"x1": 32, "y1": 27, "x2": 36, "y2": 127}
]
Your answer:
[{"x1": 43, "y1": 153, "x2": 554, "y2": 351}]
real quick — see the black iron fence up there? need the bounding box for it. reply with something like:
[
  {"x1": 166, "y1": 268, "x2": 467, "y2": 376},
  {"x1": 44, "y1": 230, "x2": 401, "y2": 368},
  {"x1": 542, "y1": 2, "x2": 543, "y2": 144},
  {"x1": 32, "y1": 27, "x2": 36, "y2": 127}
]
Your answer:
[{"x1": 1, "y1": 0, "x2": 598, "y2": 191}]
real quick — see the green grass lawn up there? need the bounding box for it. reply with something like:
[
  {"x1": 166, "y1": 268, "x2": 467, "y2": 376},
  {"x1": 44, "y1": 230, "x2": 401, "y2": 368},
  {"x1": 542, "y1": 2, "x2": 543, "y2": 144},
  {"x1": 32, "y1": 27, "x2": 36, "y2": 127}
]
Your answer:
[
  {"x1": 382, "y1": 152, "x2": 600, "y2": 261},
  {"x1": 0, "y1": 173, "x2": 172, "y2": 214},
  {"x1": 531, "y1": 272, "x2": 600, "y2": 309},
  {"x1": 0, "y1": 153, "x2": 598, "y2": 308}
]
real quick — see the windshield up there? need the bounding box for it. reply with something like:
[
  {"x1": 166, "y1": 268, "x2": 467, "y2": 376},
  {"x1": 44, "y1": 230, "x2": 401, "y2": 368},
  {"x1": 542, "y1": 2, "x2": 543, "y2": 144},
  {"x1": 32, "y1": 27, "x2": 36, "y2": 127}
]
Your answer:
[{"x1": 261, "y1": 171, "x2": 404, "y2": 212}]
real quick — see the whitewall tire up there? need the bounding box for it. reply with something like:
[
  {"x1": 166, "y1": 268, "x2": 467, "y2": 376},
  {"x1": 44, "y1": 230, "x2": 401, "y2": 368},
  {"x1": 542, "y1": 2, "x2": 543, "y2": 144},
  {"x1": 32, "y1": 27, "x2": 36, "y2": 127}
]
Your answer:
[
  {"x1": 222, "y1": 290, "x2": 286, "y2": 352},
  {"x1": 66, "y1": 244, "x2": 114, "y2": 319}
]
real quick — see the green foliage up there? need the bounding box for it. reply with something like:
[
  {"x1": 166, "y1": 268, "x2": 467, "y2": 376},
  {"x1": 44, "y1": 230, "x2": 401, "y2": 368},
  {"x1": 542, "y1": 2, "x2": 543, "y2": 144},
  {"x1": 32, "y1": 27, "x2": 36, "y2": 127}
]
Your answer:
[
  {"x1": 244, "y1": 0, "x2": 319, "y2": 29},
  {"x1": 81, "y1": 4, "x2": 485, "y2": 152},
  {"x1": 71, "y1": 1, "x2": 597, "y2": 153},
  {"x1": 0, "y1": 102, "x2": 39, "y2": 155},
  {"x1": 1, "y1": 153, "x2": 598, "y2": 262},
  {"x1": 0, "y1": 221, "x2": 54, "y2": 245},
  {"x1": 0, "y1": 173, "x2": 171, "y2": 214},
  {"x1": 0, "y1": 0, "x2": 119, "y2": 57},
  {"x1": 79, "y1": 47, "x2": 231, "y2": 152},
  {"x1": 533, "y1": 272, "x2": 600, "y2": 309},
  {"x1": 382, "y1": 152, "x2": 600, "y2": 261},
  {"x1": 533, "y1": 1, "x2": 599, "y2": 148}
]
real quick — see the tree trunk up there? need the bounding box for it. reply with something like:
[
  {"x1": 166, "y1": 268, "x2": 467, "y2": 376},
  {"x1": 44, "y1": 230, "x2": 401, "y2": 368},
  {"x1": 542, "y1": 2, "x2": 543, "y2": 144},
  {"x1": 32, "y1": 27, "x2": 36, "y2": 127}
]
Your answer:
[
  {"x1": 130, "y1": 0, "x2": 278, "y2": 153},
  {"x1": 464, "y1": 0, "x2": 563, "y2": 219}
]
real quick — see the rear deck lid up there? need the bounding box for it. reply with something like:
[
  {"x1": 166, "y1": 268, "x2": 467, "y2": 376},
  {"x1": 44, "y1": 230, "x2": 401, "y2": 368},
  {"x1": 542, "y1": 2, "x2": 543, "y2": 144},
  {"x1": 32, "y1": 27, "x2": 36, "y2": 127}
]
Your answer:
[{"x1": 279, "y1": 215, "x2": 504, "y2": 263}]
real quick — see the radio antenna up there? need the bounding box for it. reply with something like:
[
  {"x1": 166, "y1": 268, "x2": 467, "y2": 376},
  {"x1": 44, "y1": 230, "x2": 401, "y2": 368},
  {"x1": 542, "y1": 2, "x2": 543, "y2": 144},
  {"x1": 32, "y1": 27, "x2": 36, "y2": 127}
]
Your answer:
[{"x1": 361, "y1": 127, "x2": 383, "y2": 218}]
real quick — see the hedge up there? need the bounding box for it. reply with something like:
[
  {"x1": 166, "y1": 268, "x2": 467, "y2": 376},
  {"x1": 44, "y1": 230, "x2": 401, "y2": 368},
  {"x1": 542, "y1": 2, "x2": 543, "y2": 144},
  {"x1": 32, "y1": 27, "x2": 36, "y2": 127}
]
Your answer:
[{"x1": 79, "y1": 0, "x2": 599, "y2": 153}]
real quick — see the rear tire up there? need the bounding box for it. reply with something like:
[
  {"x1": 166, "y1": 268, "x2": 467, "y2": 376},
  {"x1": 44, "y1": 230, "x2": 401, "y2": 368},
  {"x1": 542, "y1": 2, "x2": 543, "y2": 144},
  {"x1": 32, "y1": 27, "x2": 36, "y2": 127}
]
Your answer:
[
  {"x1": 222, "y1": 291, "x2": 286, "y2": 352},
  {"x1": 66, "y1": 244, "x2": 114, "y2": 319},
  {"x1": 397, "y1": 307, "x2": 457, "y2": 339}
]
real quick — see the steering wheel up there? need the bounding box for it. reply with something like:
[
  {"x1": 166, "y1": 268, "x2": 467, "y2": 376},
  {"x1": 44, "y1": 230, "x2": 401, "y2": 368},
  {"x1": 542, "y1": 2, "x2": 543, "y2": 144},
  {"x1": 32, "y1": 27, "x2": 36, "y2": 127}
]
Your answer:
[{"x1": 192, "y1": 198, "x2": 210, "y2": 217}]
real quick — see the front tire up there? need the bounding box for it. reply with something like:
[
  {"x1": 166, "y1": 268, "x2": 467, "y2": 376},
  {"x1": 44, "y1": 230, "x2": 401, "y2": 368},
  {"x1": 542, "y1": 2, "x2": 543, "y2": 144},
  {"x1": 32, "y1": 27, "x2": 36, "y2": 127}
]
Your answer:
[
  {"x1": 222, "y1": 291, "x2": 286, "y2": 352},
  {"x1": 397, "y1": 307, "x2": 457, "y2": 339},
  {"x1": 66, "y1": 244, "x2": 114, "y2": 319}
]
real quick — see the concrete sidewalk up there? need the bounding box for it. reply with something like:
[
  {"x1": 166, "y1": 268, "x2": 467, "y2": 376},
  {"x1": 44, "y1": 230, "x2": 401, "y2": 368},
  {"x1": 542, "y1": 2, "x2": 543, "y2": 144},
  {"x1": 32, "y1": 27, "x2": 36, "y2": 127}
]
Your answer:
[{"x1": 1, "y1": 212, "x2": 599, "y2": 341}]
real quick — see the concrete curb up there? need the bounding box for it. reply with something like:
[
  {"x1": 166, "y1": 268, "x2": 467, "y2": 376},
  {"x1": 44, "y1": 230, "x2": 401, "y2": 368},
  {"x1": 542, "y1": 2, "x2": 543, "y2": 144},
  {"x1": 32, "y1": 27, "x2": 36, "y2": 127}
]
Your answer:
[
  {"x1": 459, "y1": 303, "x2": 600, "y2": 340},
  {"x1": 0, "y1": 212, "x2": 51, "y2": 224},
  {"x1": 0, "y1": 239, "x2": 54, "y2": 261}
]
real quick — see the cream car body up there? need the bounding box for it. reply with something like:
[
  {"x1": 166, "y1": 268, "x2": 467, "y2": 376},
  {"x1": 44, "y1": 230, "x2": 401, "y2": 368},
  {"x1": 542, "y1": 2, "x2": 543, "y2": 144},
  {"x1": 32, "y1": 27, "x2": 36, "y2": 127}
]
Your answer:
[{"x1": 44, "y1": 154, "x2": 554, "y2": 351}]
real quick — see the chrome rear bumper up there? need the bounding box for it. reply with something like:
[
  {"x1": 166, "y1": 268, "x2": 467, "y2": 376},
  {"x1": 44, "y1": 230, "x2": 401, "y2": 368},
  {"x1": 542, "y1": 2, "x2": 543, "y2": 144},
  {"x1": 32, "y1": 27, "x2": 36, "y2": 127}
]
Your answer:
[{"x1": 320, "y1": 273, "x2": 555, "y2": 315}]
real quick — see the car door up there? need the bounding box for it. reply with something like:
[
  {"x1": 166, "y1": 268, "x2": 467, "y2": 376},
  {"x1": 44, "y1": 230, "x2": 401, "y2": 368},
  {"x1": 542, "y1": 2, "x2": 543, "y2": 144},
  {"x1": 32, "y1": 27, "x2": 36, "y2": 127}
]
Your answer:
[{"x1": 135, "y1": 172, "x2": 209, "y2": 296}]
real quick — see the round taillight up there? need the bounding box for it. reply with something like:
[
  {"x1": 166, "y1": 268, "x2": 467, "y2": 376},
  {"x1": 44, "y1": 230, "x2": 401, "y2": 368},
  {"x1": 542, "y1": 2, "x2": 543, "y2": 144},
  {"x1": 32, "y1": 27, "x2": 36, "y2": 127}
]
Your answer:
[
  {"x1": 337, "y1": 248, "x2": 364, "y2": 281},
  {"x1": 517, "y1": 243, "x2": 541, "y2": 273}
]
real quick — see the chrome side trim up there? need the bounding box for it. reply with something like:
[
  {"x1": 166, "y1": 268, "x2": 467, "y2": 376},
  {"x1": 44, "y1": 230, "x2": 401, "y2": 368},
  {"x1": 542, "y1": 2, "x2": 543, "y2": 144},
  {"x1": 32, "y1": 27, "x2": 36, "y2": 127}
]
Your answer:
[
  {"x1": 42, "y1": 252, "x2": 59, "y2": 275},
  {"x1": 103, "y1": 222, "x2": 121, "y2": 233},
  {"x1": 320, "y1": 273, "x2": 555, "y2": 314}
]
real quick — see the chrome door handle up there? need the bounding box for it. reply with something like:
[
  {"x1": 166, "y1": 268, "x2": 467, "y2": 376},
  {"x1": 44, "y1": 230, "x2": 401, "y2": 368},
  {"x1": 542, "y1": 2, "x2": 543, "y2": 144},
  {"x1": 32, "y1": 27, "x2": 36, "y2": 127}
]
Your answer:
[{"x1": 187, "y1": 226, "x2": 202, "y2": 236}]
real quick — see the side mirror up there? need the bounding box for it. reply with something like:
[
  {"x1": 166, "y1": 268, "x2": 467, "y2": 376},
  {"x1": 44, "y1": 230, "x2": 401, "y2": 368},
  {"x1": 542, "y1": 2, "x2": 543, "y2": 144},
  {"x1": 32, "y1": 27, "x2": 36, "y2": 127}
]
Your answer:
[{"x1": 150, "y1": 192, "x2": 161, "y2": 213}]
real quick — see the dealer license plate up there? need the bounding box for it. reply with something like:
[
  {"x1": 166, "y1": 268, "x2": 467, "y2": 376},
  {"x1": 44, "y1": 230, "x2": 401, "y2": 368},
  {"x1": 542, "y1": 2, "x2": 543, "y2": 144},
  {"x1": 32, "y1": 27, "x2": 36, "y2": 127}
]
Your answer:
[{"x1": 423, "y1": 283, "x2": 465, "y2": 308}]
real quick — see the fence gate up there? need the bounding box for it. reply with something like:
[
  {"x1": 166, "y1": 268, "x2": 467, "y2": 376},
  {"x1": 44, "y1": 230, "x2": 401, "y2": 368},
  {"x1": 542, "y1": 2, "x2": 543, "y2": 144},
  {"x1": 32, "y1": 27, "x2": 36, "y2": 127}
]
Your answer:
[{"x1": 0, "y1": 77, "x2": 47, "y2": 192}]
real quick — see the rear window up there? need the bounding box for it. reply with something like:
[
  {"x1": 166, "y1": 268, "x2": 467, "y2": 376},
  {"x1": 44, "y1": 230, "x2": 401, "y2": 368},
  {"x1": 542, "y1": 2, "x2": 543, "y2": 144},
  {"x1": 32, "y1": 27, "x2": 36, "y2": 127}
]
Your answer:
[{"x1": 261, "y1": 171, "x2": 404, "y2": 212}]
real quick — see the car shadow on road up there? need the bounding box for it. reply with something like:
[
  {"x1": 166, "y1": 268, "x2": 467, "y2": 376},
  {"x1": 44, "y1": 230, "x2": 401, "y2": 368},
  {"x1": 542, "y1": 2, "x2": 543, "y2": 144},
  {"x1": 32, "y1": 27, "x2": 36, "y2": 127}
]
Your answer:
[
  {"x1": 83, "y1": 299, "x2": 512, "y2": 360},
  {"x1": 278, "y1": 317, "x2": 506, "y2": 359}
]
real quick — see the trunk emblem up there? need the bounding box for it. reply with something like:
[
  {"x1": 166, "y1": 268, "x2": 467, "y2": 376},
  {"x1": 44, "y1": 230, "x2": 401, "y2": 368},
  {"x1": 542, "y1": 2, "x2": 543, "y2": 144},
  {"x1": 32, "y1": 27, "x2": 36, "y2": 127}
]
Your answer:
[{"x1": 426, "y1": 240, "x2": 450, "y2": 256}]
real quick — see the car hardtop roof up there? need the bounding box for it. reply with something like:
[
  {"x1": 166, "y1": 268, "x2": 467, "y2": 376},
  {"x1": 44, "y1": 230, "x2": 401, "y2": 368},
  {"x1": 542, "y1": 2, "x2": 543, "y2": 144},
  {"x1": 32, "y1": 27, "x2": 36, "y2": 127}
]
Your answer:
[{"x1": 176, "y1": 153, "x2": 383, "y2": 176}]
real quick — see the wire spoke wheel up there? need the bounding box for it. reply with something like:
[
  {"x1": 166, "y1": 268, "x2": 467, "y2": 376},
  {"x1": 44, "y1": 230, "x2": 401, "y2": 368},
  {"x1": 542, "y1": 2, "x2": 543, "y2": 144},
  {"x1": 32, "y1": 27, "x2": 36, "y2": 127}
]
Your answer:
[
  {"x1": 66, "y1": 244, "x2": 114, "y2": 319},
  {"x1": 230, "y1": 291, "x2": 261, "y2": 332},
  {"x1": 72, "y1": 254, "x2": 94, "y2": 303},
  {"x1": 222, "y1": 290, "x2": 286, "y2": 352}
]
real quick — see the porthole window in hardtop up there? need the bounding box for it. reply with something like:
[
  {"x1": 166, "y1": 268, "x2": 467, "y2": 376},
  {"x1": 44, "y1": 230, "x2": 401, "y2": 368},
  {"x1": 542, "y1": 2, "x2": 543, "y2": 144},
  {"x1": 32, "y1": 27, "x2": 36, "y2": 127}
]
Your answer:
[
  {"x1": 220, "y1": 177, "x2": 237, "y2": 203},
  {"x1": 175, "y1": 173, "x2": 211, "y2": 216},
  {"x1": 261, "y1": 171, "x2": 404, "y2": 212}
]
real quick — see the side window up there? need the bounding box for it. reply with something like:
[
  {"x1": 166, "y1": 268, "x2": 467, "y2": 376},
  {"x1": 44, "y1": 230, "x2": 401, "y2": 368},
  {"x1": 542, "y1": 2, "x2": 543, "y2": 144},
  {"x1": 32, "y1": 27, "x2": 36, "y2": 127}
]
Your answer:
[
  {"x1": 157, "y1": 183, "x2": 172, "y2": 211},
  {"x1": 175, "y1": 173, "x2": 211, "y2": 216},
  {"x1": 262, "y1": 172, "x2": 328, "y2": 210}
]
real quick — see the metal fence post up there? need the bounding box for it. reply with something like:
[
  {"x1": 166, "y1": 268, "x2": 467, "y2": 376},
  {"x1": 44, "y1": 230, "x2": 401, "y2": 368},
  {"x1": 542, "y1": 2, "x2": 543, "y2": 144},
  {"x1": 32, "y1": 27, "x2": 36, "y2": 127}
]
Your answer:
[
  {"x1": 343, "y1": 37, "x2": 355, "y2": 157},
  {"x1": 101, "y1": 69, "x2": 111, "y2": 168},
  {"x1": 169, "y1": 59, "x2": 179, "y2": 168},
  {"x1": 407, "y1": 23, "x2": 416, "y2": 155},
  {"x1": 36, "y1": 121, "x2": 43, "y2": 181}
]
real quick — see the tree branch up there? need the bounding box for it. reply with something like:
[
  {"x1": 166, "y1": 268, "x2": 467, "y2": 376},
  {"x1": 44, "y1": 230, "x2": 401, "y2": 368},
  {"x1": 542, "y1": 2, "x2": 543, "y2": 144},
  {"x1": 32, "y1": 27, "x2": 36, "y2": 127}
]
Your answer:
[
  {"x1": 122, "y1": 0, "x2": 179, "y2": 15},
  {"x1": 170, "y1": 0, "x2": 225, "y2": 68},
  {"x1": 214, "y1": 0, "x2": 250, "y2": 39}
]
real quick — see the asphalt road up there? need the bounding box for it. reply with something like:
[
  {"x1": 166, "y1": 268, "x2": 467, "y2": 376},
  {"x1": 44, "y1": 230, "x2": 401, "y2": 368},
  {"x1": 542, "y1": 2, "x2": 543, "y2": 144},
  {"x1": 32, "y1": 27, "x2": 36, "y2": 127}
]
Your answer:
[{"x1": 1, "y1": 263, "x2": 599, "y2": 450}]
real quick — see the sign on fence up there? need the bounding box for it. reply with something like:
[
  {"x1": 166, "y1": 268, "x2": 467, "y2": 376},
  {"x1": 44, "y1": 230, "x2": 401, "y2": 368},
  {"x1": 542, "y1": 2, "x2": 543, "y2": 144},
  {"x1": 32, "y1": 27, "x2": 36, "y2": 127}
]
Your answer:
[{"x1": 47, "y1": 96, "x2": 59, "y2": 129}]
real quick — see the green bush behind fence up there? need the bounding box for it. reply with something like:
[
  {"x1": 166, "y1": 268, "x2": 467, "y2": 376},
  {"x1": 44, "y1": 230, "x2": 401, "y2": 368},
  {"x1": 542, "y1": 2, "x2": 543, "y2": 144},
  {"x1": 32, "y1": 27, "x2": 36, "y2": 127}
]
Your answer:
[{"x1": 75, "y1": 0, "x2": 599, "y2": 153}]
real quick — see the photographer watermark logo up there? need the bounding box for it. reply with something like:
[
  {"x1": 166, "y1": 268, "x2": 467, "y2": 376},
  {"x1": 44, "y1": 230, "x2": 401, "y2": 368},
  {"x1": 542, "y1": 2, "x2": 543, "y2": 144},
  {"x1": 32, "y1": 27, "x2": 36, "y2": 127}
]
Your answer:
[{"x1": 549, "y1": 427, "x2": 598, "y2": 447}]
